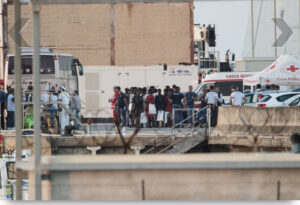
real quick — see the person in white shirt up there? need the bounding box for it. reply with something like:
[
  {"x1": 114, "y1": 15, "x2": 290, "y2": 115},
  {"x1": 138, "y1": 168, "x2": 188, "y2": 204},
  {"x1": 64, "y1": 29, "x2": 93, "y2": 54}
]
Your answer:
[
  {"x1": 58, "y1": 86, "x2": 70, "y2": 134},
  {"x1": 230, "y1": 87, "x2": 246, "y2": 106},
  {"x1": 41, "y1": 85, "x2": 58, "y2": 109},
  {"x1": 205, "y1": 85, "x2": 218, "y2": 126},
  {"x1": 205, "y1": 85, "x2": 218, "y2": 106},
  {"x1": 41, "y1": 85, "x2": 51, "y2": 104}
]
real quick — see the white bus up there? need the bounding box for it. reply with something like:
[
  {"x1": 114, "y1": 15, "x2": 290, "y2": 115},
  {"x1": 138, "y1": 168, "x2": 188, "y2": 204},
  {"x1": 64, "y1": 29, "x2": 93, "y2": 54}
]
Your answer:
[{"x1": 4, "y1": 47, "x2": 83, "y2": 94}]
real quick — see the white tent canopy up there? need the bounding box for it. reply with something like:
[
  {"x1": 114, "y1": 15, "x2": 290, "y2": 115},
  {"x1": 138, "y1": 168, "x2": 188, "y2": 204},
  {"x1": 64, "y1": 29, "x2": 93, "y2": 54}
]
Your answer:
[{"x1": 244, "y1": 55, "x2": 300, "y2": 86}]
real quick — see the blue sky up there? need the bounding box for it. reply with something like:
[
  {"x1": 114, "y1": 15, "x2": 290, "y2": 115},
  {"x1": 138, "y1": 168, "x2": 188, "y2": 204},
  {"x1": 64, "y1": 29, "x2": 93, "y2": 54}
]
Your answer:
[{"x1": 194, "y1": 1, "x2": 250, "y2": 61}]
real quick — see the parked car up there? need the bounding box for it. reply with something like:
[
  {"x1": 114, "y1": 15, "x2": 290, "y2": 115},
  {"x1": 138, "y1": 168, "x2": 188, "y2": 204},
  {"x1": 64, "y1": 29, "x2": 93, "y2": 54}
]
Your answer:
[
  {"x1": 244, "y1": 91, "x2": 285, "y2": 107},
  {"x1": 257, "y1": 92, "x2": 300, "y2": 107},
  {"x1": 280, "y1": 94, "x2": 300, "y2": 107}
]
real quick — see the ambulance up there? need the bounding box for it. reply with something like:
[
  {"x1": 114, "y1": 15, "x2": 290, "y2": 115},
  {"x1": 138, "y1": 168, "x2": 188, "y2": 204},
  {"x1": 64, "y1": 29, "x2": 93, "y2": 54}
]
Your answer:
[{"x1": 194, "y1": 72, "x2": 258, "y2": 106}]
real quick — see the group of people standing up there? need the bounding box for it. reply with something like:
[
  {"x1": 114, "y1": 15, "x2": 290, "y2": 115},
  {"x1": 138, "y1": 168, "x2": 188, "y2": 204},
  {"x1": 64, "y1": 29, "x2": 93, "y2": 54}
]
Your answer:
[
  {"x1": 0, "y1": 87, "x2": 17, "y2": 130},
  {"x1": 110, "y1": 85, "x2": 200, "y2": 131},
  {"x1": 0, "y1": 84, "x2": 81, "y2": 134},
  {"x1": 39, "y1": 85, "x2": 82, "y2": 134},
  {"x1": 194, "y1": 85, "x2": 246, "y2": 127}
]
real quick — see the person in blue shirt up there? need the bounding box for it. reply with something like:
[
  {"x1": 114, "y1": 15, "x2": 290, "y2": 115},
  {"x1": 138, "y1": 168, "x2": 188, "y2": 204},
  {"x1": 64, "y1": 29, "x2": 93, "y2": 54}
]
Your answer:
[
  {"x1": 170, "y1": 86, "x2": 184, "y2": 126},
  {"x1": 6, "y1": 88, "x2": 15, "y2": 129},
  {"x1": 0, "y1": 87, "x2": 7, "y2": 129},
  {"x1": 184, "y1": 86, "x2": 197, "y2": 125}
]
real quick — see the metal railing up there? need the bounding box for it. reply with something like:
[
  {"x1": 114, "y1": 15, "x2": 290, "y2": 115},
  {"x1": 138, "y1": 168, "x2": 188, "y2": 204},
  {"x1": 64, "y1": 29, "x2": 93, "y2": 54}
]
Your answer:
[
  {"x1": 172, "y1": 106, "x2": 208, "y2": 138},
  {"x1": 158, "y1": 106, "x2": 210, "y2": 154},
  {"x1": 142, "y1": 106, "x2": 209, "y2": 154},
  {"x1": 196, "y1": 50, "x2": 220, "y2": 72}
]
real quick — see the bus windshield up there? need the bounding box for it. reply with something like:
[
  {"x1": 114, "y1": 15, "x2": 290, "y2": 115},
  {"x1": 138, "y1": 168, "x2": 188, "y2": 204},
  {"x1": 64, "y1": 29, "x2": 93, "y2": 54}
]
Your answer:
[{"x1": 8, "y1": 55, "x2": 55, "y2": 75}]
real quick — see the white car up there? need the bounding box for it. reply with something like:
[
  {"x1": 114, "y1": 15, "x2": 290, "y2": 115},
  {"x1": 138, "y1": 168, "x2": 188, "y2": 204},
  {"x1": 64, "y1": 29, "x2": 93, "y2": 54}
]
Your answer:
[
  {"x1": 244, "y1": 90, "x2": 286, "y2": 107},
  {"x1": 257, "y1": 92, "x2": 300, "y2": 107},
  {"x1": 281, "y1": 94, "x2": 300, "y2": 107}
]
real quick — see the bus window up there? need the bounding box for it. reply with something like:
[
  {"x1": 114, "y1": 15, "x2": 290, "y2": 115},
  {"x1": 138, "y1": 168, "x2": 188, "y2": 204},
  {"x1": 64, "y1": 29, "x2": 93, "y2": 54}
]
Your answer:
[
  {"x1": 58, "y1": 56, "x2": 73, "y2": 71},
  {"x1": 63, "y1": 57, "x2": 68, "y2": 71},
  {"x1": 58, "y1": 56, "x2": 64, "y2": 70},
  {"x1": 40, "y1": 56, "x2": 55, "y2": 74},
  {"x1": 66, "y1": 56, "x2": 73, "y2": 70},
  {"x1": 8, "y1": 55, "x2": 54, "y2": 74}
]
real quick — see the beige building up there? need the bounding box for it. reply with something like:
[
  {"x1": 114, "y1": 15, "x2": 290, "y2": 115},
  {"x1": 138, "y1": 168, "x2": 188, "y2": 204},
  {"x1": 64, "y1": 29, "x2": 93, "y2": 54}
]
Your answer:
[{"x1": 3, "y1": 1, "x2": 194, "y2": 68}]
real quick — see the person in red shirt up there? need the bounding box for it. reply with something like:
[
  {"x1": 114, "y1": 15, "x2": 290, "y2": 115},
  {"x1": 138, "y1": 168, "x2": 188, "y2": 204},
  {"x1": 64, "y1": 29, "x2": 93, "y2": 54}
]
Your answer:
[
  {"x1": 164, "y1": 89, "x2": 173, "y2": 127},
  {"x1": 145, "y1": 89, "x2": 155, "y2": 128},
  {"x1": 110, "y1": 86, "x2": 118, "y2": 122}
]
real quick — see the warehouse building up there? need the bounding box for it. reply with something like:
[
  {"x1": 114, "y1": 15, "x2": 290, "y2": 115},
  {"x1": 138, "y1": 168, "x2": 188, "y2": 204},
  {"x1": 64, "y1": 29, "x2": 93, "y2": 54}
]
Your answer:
[{"x1": 1, "y1": 0, "x2": 194, "y2": 74}]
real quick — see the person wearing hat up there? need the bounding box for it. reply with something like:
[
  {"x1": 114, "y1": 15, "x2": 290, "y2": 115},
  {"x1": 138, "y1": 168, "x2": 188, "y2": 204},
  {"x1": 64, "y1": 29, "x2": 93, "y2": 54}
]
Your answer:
[
  {"x1": 58, "y1": 86, "x2": 70, "y2": 134},
  {"x1": 229, "y1": 86, "x2": 246, "y2": 106}
]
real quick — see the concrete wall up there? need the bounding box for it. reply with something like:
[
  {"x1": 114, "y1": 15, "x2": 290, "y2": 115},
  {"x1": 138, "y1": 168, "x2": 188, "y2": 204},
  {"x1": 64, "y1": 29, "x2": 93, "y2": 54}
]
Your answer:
[
  {"x1": 6, "y1": 2, "x2": 193, "y2": 67},
  {"x1": 25, "y1": 154, "x2": 300, "y2": 200},
  {"x1": 51, "y1": 169, "x2": 299, "y2": 200},
  {"x1": 214, "y1": 106, "x2": 300, "y2": 137}
]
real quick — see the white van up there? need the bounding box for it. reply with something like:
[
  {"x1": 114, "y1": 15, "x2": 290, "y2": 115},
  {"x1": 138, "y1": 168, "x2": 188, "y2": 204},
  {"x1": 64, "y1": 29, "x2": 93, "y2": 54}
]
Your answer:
[
  {"x1": 194, "y1": 72, "x2": 257, "y2": 106},
  {"x1": 4, "y1": 47, "x2": 83, "y2": 94}
]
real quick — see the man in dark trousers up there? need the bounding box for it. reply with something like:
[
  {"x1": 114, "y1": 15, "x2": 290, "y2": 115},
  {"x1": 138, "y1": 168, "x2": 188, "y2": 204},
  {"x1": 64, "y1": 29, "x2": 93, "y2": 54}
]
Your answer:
[
  {"x1": 6, "y1": 88, "x2": 15, "y2": 129},
  {"x1": 132, "y1": 88, "x2": 143, "y2": 127},
  {"x1": 184, "y1": 85, "x2": 197, "y2": 126},
  {"x1": 155, "y1": 89, "x2": 166, "y2": 127},
  {"x1": 116, "y1": 87, "x2": 127, "y2": 129},
  {"x1": 0, "y1": 87, "x2": 7, "y2": 129},
  {"x1": 170, "y1": 86, "x2": 184, "y2": 126},
  {"x1": 205, "y1": 85, "x2": 218, "y2": 127}
]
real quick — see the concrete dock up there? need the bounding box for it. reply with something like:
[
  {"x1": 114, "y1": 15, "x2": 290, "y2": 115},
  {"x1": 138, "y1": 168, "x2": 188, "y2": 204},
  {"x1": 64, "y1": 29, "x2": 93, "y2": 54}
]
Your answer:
[{"x1": 18, "y1": 153, "x2": 300, "y2": 200}]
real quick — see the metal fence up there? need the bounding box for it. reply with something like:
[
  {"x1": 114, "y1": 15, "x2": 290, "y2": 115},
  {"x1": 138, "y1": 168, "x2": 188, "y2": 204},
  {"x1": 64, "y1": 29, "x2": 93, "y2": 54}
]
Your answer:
[{"x1": 172, "y1": 106, "x2": 208, "y2": 137}]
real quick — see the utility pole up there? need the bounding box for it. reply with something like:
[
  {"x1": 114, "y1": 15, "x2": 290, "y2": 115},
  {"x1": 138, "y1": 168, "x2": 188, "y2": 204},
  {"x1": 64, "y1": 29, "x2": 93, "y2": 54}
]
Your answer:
[
  {"x1": 274, "y1": 0, "x2": 277, "y2": 57},
  {"x1": 14, "y1": 0, "x2": 23, "y2": 200},
  {"x1": 251, "y1": 0, "x2": 255, "y2": 57},
  {"x1": 31, "y1": 0, "x2": 42, "y2": 200}
]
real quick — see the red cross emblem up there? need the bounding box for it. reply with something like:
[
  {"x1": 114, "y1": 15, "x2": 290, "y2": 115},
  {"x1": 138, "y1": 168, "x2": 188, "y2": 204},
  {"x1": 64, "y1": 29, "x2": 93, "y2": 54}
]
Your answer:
[{"x1": 287, "y1": 65, "x2": 299, "y2": 73}]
